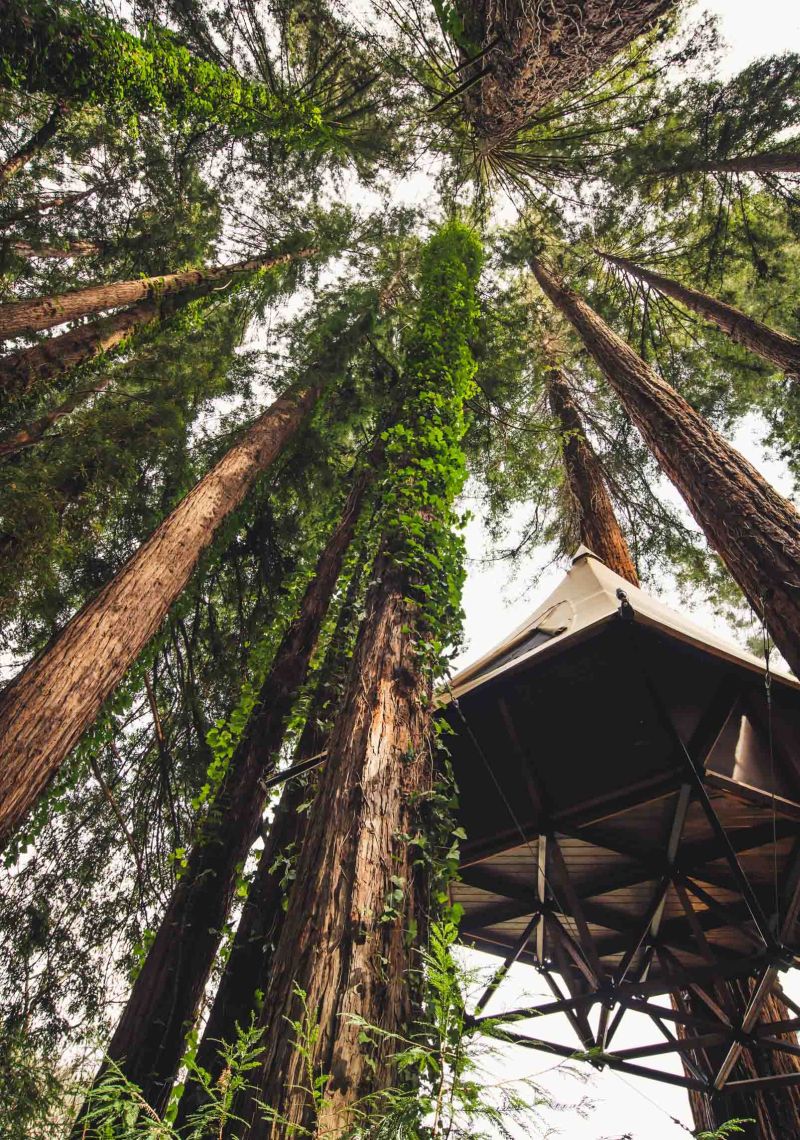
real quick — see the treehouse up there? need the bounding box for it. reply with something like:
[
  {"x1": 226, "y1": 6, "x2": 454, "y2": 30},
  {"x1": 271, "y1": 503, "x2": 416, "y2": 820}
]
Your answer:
[{"x1": 442, "y1": 547, "x2": 800, "y2": 1098}]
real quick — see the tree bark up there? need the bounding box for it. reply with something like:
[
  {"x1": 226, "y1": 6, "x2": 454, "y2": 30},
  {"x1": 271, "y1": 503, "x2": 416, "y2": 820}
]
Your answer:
[
  {"x1": 0, "y1": 299, "x2": 160, "y2": 397},
  {"x1": 673, "y1": 151, "x2": 800, "y2": 176},
  {"x1": 531, "y1": 254, "x2": 800, "y2": 678},
  {"x1": 177, "y1": 548, "x2": 371, "y2": 1127},
  {"x1": 71, "y1": 462, "x2": 374, "y2": 1121},
  {"x1": 0, "y1": 101, "x2": 67, "y2": 187},
  {"x1": 0, "y1": 378, "x2": 324, "y2": 850},
  {"x1": 678, "y1": 983, "x2": 800, "y2": 1139},
  {"x1": 0, "y1": 186, "x2": 97, "y2": 226},
  {"x1": 600, "y1": 250, "x2": 800, "y2": 377},
  {"x1": 0, "y1": 248, "x2": 314, "y2": 339},
  {"x1": 545, "y1": 365, "x2": 639, "y2": 585},
  {"x1": 0, "y1": 370, "x2": 121, "y2": 458},
  {"x1": 456, "y1": 0, "x2": 673, "y2": 145},
  {"x1": 238, "y1": 553, "x2": 433, "y2": 1139},
  {"x1": 9, "y1": 239, "x2": 101, "y2": 259}
]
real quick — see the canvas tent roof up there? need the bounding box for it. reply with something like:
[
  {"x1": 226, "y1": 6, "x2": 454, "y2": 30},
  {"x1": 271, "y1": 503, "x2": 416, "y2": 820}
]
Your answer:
[{"x1": 448, "y1": 546, "x2": 798, "y2": 702}]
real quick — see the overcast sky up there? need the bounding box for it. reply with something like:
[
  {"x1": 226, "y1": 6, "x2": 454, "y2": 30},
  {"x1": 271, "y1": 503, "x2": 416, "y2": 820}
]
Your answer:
[{"x1": 453, "y1": 2, "x2": 800, "y2": 1135}]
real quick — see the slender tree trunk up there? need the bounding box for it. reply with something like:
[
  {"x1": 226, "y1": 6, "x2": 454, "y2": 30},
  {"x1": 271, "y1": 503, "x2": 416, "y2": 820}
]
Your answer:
[
  {"x1": 0, "y1": 101, "x2": 67, "y2": 187},
  {"x1": 71, "y1": 461, "x2": 375, "y2": 1122},
  {"x1": 545, "y1": 366, "x2": 639, "y2": 585},
  {"x1": 531, "y1": 254, "x2": 800, "y2": 677},
  {"x1": 456, "y1": 0, "x2": 674, "y2": 144},
  {"x1": 600, "y1": 250, "x2": 800, "y2": 377},
  {"x1": 9, "y1": 239, "x2": 101, "y2": 259},
  {"x1": 679, "y1": 983, "x2": 800, "y2": 1139},
  {"x1": 0, "y1": 371, "x2": 119, "y2": 457},
  {"x1": 0, "y1": 186, "x2": 97, "y2": 226},
  {"x1": 178, "y1": 549, "x2": 371, "y2": 1127},
  {"x1": 0, "y1": 247, "x2": 314, "y2": 339},
  {"x1": 0, "y1": 299, "x2": 159, "y2": 397},
  {"x1": 673, "y1": 151, "x2": 800, "y2": 176},
  {"x1": 0, "y1": 372, "x2": 333, "y2": 849}
]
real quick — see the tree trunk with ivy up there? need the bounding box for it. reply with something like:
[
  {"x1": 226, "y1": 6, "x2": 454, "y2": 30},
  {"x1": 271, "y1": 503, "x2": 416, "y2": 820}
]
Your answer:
[
  {"x1": 600, "y1": 250, "x2": 800, "y2": 377},
  {"x1": 176, "y1": 550, "x2": 371, "y2": 1127},
  {"x1": 545, "y1": 365, "x2": 639, "y2": 584},
  {"x1": 455, "y1": 0, "x2": 673, "y2": 147},
  {"x1": 0, "y1": 248, "x2": 313, "y2": 339},
  {"x1": 0, "y1": 100, "x2": 66, "y2": 186},
  {"x1": 0, "y1": 304, "x2": 371, "y2": 853},
  {"x1": 531, "y1": 254, "x2": 800, "y2": 678},
  {"x1": 238, "y1": 222, "x2": 482, "y2": 1140},
  {"x1": 74, "y1": 462, "x2": 374, "y2": 1123}
]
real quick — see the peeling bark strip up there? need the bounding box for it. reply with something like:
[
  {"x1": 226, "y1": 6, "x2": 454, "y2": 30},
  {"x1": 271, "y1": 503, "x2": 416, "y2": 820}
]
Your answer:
[
  {"x1": 0, "y1": 100, "x2": 66, "y2": 187},
  {"x1": 532, "y1": 255, "x2": 800, "y2": 677},
  {"x1": 545, "y1": 366, "x2": 639, "y2": 585},
  {"x1": 601, "y1": 251, "x2": 800, "y2": 377},
  {"x1": 0, "y1": 386, "x2": 317, "y2": 851},
  {"x1": 0, "y1": 248, "x2": 314, "y2": 339},
  {"x1": 456, "y1": 0, "x2": 673, "y2": 143},
  {"x1": 0, "y1": 300, "x2": 159, "y2": 397},
  {"x1": 73, "y1": 464, "x2": 375, "y2": 1121}
]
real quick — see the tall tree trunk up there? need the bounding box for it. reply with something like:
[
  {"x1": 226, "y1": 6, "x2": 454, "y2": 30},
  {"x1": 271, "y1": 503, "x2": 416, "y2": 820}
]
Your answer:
[
  {"x1": 0, "y1": 299, "x2": 160, "y2": 397},
  {"x1": 239, "y1": 222, "x2": 482, "y2": 1140},
  {"x1": 456, "y1": 0, "x2": 673, "y2": 145},
  {"x1": 0, "y1": 186, "x2": 97, "y2": 226},
  {"x1": 0, "y1": 309, "x2": 366, "y2": 849},
  {"x1": 0, "y1": 247, "x2": 314, "y2": 339},
  {"x1": 0, "y1": 101, "x2": 67, "y2": 187},
  {"x1": 72, "y1": 460, "x2": 375, "y2": 1122},
  {"x1": 0, "y1": 370, "x2": 120, "y2": 458},
  {"x1": 673, "y1": 151, "x2": 800, "y2": 176},
  {"x1": 678, "y1": 983, "x2": 800, "y2": 1139},
  {"x1": 177, "y1": 548, "x2": 371, "y2": 1127},
  {"x1": 545, "y1": 365, "x2": 639, "y2": 585},
  {"x1": 530, "y1": 254, "x2": 800, "y2": 678},
  {"x1": 9, "y1": 239, "x2": 101, "y2": 259},
  {"x1": 600, "y1": 250, "x2": 800, "y2": 377}
]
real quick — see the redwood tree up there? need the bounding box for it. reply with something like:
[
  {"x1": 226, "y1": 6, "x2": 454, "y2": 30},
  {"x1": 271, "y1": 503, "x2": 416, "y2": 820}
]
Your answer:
[
  {"x1": 237, "y1": 221, "x2": 482, "y2": 1139},
  {"x1": 0, "y1": 248, "x2": 313, "y2": 339},
  {"x1": 545, "y1": 364, "x2": 639, "y2": 585},
  {"x1": 76, "y1": 455, "x2": 375, "y2": 1119},
  {"x1": 600, "y1": 250, "x2": 800, "y2": 377},
  {"x1": 0, "y1": 100, "x2": 67, "y2": 186},
  {"x1": 530, "y1": 253, "x2": 800, "y2": 677},
  {"x1": 0, "y1": 307, "x2": 372, "y2": 851}
]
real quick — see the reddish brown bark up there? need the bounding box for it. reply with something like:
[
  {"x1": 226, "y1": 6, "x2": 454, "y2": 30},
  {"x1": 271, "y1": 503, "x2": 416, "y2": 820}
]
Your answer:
[
  {"x1": 74, "y1": 464, "x2": 374, "y2": 1122},
  {"x1": 0, "y1": 101, "x2": 67, "y2": 187},
  {"x1": 239, "y1": 553, "x2": 433, "y2": 1139},
  {"x1": 0, "y1": 248, "x2": 314, "y2": 339},
  {"x1": 601, "y1": 250, "x2": 800, "y2": 377},
  {"x1": 531, "y1": 254, "x2": 800, "y2": 678},
  {"x1": 177, "y1": 551, "x2": 371, "y2": 1126},
  {"x1": 10, "y1": 239, "x2": 101, "y2": 259},
  {"x1": 457, "y1": 0, "x2": 673, "y2": 144},
  {"x1": 545, "y1": 366, "x2": 639, "y2": 585},
  {"x1": 0, "y1": 186, "x2": 96, "y2": 225},
  {"x1": 0, "y1": 384, "x2": 319, "y2": 851},
  {"x1": 679, "y1": 983, "x2": 800, "y2": 1139},
  {"x1": 0, "y1": 299, "x2": 159, "y2": 397},
  {"x1": 0, "y1": 372, "x2": 118, "y2": 458},
  {"x1": 675, "y1": 151, "x2": 800, "y2": 176}
]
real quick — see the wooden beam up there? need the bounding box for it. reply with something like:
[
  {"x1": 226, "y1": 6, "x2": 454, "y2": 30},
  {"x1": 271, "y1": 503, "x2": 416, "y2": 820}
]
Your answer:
[
  {"x1": 713, "y1": 965, "x2": 781, "y2": 1089},
  {"x1": 547, "y1": 833, "x2": 604, "y2": 978},
  {"x1": 613, "y1": 1032, "x2": 727, "y2": 1062},
  {"x1": 473, "y1": 913, "x2": 540, "y2": 1016}
]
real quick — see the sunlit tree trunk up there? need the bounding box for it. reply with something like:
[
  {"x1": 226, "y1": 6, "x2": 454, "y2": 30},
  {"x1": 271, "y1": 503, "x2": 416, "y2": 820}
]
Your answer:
[
  {"x1": 0, "y1": 299, "x2": 159, "y2": 397},
  {"x1": 600, "y1": 250, "x2": 800, "y2": 377},
  {"x1": 9, "y1": 239, "x2": 100, "y2": 259},
  {"x1": 72, "y1": 464, "x2": 374, "y2": 1122},
  {"x1": 673, "y1": 151, "x2": 800, "y2": 176},
  {"x1": 0, "y1": 248, "x2": 313, "y2": 339},
  {"x1": 545, "y1": 365, "x2": 639, "y2": 584},
  {"x1": 0, "y1": 101, "x2": 66, "y2": 186},
  {"x1": 531, "y1": 254, "x2": 800, "y2": 677}
]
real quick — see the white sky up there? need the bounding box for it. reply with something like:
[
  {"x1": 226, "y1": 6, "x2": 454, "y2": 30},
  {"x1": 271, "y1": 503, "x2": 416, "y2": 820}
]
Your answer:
[{"x1": 451, "y1": 2, "x2": 800, "y2": 1134}]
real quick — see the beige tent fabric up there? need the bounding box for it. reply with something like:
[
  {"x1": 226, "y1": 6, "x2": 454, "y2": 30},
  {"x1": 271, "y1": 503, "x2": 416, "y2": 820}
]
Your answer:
[{"x1": 447, "y1": 546, "x2": 798, "y2": 702}]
